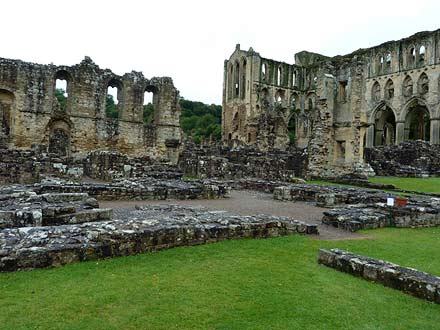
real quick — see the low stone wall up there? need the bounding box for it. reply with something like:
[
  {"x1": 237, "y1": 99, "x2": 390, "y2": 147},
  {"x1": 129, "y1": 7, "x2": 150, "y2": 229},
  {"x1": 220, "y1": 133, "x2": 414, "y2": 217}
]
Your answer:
[
  {"x1": 318, "y1": 249, "x2": 440, "y2": 304},
  {"x1": 365, "y1": 141, "x2": 440, "y2": 177},
  {"x1": 322, "y1": 203, "x2": 440, "y2": 231},
  {"x1": 0, "y1": 205, "x2": 318, "y2": 272},
  {"x1": 36, "y1": 179, "x2": 230, "y2": 200},
  {"x1": 273, "y1": 184, "x2": 388, "y2": 207},
  {"x1": 84, "y1": 150, "x2": 182, "y2": 181},
  {"x1": 0, "y1": 148, "x2": 181, "y2": 185},
  {"x1": 178, "y1": 144, "x2": 307, "y2": 181}
]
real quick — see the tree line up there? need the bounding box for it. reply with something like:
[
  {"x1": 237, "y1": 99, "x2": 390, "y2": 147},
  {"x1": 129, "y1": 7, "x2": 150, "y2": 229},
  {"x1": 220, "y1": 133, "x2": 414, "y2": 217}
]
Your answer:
[{"x1": 55, "y1": 89, "x2": 222, "y2": 144}]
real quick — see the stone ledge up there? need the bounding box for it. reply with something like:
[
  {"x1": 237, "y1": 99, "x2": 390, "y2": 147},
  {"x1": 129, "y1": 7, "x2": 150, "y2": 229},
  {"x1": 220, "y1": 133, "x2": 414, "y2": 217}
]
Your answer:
[{"x1": 318, "y1": 249, "x2": 440, "y2": 304}]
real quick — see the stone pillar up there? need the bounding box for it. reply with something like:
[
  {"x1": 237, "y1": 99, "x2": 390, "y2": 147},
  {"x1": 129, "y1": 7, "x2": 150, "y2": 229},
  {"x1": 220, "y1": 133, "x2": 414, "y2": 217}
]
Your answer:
[
  {"x1": 365, "y1": 125, "x2": 374, "y2": 147},
  {"x1": 430, "y1": 118, "x2": 440, "y2": 144},
  {"x1": 395, "y1": 121, "x2": 405, "y2": 145}
]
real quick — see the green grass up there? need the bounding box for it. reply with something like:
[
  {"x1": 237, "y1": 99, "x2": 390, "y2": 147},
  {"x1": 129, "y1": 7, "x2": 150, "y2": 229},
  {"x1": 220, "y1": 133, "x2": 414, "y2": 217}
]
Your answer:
[
  {"x1": 1, "y1": 228, "x2": 439, "y2": 330},
  {"x1": 369, "y1": 177, "x2": 440, "y2": 194}
]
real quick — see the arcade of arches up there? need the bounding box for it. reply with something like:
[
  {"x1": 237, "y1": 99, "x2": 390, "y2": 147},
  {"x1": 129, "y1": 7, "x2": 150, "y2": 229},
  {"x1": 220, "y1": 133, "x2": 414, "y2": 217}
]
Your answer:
[{"x1": 367, "y1": 100, "x2": 433, "y2": 147}]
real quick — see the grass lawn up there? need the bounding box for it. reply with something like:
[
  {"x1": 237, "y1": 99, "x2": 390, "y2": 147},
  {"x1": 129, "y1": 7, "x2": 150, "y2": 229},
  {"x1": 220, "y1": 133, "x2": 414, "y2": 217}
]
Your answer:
[
  {"x1": 369, "y1": 177, "x2": 440, "y2": 194},
  {"x1": 1, "y1": 228, "x2": 439, "y2": 330}
]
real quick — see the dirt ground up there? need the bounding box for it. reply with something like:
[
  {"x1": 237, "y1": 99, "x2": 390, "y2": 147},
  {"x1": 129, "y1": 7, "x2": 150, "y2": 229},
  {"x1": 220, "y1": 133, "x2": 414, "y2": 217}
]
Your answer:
[{"x1": 100, "y1": 190, "x2": 370, "y2": 240}]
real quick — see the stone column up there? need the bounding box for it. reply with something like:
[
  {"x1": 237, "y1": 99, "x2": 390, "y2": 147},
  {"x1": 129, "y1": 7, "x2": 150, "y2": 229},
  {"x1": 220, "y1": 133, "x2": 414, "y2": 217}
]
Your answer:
[
  {"x1": 395, "y1": 121, "x2": 405, "y2": 145},
  {"x1": 430, "y1": 118, "x2": 440, "y2": 144},
  {"x1": 365, "y1": 125, "x2": 374, "y2": 147}
]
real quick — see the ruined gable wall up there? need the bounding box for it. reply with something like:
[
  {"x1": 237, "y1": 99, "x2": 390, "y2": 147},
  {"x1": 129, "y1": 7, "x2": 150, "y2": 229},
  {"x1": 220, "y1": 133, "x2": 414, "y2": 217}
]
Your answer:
[{"x1": 0, "y1": 56, "x2": 181, "y2": 160}]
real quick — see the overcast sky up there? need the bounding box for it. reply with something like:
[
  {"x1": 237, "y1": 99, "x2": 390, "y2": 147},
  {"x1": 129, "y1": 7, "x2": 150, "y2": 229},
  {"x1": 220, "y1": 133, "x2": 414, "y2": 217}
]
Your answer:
[{"x1": 1, "y1": 0, "x2": 440, "y2": 104}]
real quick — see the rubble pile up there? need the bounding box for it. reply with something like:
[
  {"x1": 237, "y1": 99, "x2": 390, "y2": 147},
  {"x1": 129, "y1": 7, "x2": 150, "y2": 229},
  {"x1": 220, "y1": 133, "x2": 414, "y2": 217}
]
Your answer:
[
  {"x1": 0, "y1": 185, "x2": 111, "y2": 229},
  {"x1": 178, "y1": 144, "x2": 307, "y2": 181},
  {"x1": 365, "y1": 141, "x2": 440, "y2": 177}
]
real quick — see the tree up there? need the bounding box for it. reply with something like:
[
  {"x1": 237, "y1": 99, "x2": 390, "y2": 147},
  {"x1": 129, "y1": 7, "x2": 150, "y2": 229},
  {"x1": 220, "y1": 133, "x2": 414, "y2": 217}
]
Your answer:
[
  {"x1": 143, "y1": 103, "x2": 154, "y2": 124},
  {"x1": 106, "y1": 94, "x2": 118, "y2": 119},
  {"x1": 54, "y1": 88, "x2": 67, "y2": 111},
  {"x1": 179, "y1": 98, "x2": 222, "y2": 144}
]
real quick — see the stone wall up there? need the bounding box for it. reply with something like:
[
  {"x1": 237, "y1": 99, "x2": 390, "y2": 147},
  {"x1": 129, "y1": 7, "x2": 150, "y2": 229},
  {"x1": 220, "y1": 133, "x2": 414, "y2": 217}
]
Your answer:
[
  {"x1": 222, "y1": 29, "x2": 440, "y2": 179},
  {"x1": 0, "y1": 56, "x2": 181, "y2": 161},
  {"x1": 37, "y1": 179, "x2": 229, "y2": 201},
  {"x1": 318, "y1": 249, "x2": 440, "y2": 304},
  {"x1": 178, "y1": 144, "x2": 307, "y2": 180},
  {"x1": 0, "y1": 205, "x2": 318, "y2": 272},
  {"x1": 365, "y1": 140, "x2": 440, "y2": 177}
]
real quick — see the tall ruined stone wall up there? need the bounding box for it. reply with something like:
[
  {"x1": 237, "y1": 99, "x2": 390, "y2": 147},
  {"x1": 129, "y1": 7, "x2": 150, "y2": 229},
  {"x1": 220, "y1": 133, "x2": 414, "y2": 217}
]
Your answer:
[
  {"x1": 0, "y1": 56, "x2": 181, "y2": 161},
  {"x1": 222, "y1": 29, "x2": 440, "y2": 179}
]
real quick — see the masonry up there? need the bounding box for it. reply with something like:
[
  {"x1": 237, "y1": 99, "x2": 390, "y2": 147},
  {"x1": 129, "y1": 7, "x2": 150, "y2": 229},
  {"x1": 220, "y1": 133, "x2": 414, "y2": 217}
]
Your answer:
[
  {"x1": 0, "y1": 56, "x2": 181, "y2": 161},
  {"x1": 223, "y1": 29, "x2": 440, "y2": 178}
]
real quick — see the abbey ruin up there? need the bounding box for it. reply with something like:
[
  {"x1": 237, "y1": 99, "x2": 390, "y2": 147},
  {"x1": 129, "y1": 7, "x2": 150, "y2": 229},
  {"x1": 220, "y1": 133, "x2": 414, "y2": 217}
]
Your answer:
[
  {"x1": 2, "y1": 29, "x2": 440, "y2": 279},
  {"x1": 222, "y1": 29, "x2": 440, "y2": 178},
  {"x1": 0, "y1": 56, "x2": 181, "y2": 161}
]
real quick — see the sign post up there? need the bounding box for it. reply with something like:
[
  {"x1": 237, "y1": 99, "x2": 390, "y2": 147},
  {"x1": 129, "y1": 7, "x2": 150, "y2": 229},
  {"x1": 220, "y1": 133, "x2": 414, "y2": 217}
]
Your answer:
[{"x1": 387, "y1": 195, "x2": 395, "y2": 227}]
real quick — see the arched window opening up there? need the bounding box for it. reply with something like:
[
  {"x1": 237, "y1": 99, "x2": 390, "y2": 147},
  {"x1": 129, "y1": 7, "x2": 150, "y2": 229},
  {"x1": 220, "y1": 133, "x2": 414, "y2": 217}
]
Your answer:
[
  {"x1": 385, "y1": 53, "x2": 392, "y2": 71},
  {"x1": 234, "y1": 62, "x2": 240, "y2": 98},
  {"x1": 261, "y1": 63, "x2": 267, "y2": 80},
  {"x1": 385, "y1": 79, "x2": 394, "y2": 100},
  {"x1": 403, "y1": 76, "x2": 413, "y2": 98},
  {"x1": 0, "y1": 89, "x2": 14, "y2": 137},
  {"x1": 54, "y1": 70, "x2": 71, "y2": 112},
  {"x1": 374, "y1": 106, "x2": 396, "y2": 146},
  {"x1": 275, "y1": 90, "x2": 285, "y2": 108},
  {"x1": 247, "y1": 132, "x2": 251, "y2": 143},
  {"x1": 143, "y1": 89, "x2": 154, "y2": 124},
  {"x1": 419, "y1": 46, "x2": 426, "y2": 65},
  {"x1": 106, "y1": 79, "x2": 123, "y2": 119},
  {"x1": 405, "y1": 105, "x2": 430, "y2": 141},
  {"x1": 260, "y1": 88, "x2": 270, "y2": 109},
  {"x1": 288, "y1": 115, "x2": 296, "y2": 144},
  {"x1": 292, "y1": 71, "x2": 296, "y2": 87},
  {"x1": 409, "y1": 48, "x2": 416, "y2": 67},
  {"x1": 290, "y1": 94, "x2": 297, "y2": 110},
  {"x1": 277, "y1": 66, "x2": 282, "y2": 86},
  {"x1": 338, "y1": 81, "x2": 347, "y2": 102},
  {"x1": 378, "y1": 56, "x2": 384, "y2": 73},
  {"x1": 240, "y1": 60, "x2": 247, "y2": 99},
  {"x1": 372, "y1": 81, "x2": 381, "y2": 102},
  {"x1": 307, "y1": 98, "x2": 313, "y2": 111},
  {"x1": 418, "y1": 73, "x2": 429, "y2": 96},
  {"x1": 228, "y1": 65, "x2": 233, "y2": 100}
]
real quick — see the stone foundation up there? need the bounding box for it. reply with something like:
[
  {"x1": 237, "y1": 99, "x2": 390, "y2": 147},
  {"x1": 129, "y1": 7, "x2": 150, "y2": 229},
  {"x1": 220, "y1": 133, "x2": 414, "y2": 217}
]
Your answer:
[
  {"x1": 318, "y1": 249, "x2": 440, "y2": 304},
  {"x1": 36, "y1": 178, "x2": 229, "y2": 201},
  {"x1": 273, "y1": 184, "x2": 388, "y2": 207},
  {"x1": 0, "y1": 186, "x2": 111, "y2": 229},
  {"x1": 322, "y1": 203, "x2": 440, "y2": 231},
  {"x1": 0, "y1": 205, "x2": 318, "y2": 272}
]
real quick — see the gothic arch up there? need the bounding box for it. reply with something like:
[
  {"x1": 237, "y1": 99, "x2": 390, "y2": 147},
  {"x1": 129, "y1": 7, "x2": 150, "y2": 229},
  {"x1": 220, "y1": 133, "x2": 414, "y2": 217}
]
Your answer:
[
  {"x1": 399, "y1": 96, "x2": 431, "y2": 122},
  {"x1": 45, "y1": 119, "x2": 72, "y2": 157},
  {"x1": 368, "y1": 101, "x2": 398, "y2": 125}
]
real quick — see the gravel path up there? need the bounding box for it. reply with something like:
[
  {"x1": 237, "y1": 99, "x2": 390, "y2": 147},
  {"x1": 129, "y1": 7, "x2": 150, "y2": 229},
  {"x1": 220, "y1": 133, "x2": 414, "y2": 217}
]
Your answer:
[{"x1": 100, "y1": 190, "x2": 369, "y2": 240}]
